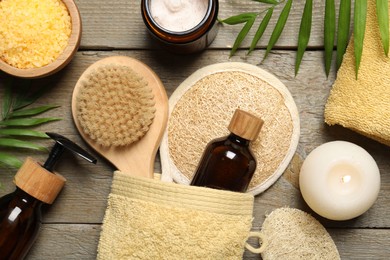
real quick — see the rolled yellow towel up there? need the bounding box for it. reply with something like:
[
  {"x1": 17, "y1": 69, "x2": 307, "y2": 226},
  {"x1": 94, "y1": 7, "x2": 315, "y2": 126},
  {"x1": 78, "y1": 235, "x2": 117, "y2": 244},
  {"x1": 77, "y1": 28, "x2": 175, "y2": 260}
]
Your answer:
[
  {"x1": 97, "y1": 171, "x2": 255, "y2": 259},
  {"x1": 324, "y1": 0, "x2": 390, "y2": 146}
]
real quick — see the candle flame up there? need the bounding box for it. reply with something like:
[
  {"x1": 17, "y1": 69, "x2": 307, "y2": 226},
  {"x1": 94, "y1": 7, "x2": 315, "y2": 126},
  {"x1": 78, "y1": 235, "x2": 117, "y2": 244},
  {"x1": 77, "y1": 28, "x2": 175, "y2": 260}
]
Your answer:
[{"x1": 341, "y1": 175, "x2": 352, "y2": 183}]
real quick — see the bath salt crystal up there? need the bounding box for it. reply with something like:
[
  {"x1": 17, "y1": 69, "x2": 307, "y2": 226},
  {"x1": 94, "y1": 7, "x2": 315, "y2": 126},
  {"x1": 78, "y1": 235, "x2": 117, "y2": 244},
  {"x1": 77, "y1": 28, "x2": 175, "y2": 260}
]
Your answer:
[
  {"x1": 0, "y1": 0, "x2": 71, "y2": 69},
  {"x1": 150, "y1": 0, "x2": 209, "y2": 32}
]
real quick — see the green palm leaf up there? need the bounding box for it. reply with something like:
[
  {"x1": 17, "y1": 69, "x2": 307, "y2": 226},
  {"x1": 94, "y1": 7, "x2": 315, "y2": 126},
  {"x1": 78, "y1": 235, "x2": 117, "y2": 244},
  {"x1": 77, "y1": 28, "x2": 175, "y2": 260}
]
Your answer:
[
  {"x1": 219, "y1": 13, "x2": 258, "y2": 57},
  {"x1": 0, "y1": 77, "x2": 61, "y2": 175},
  {"x1": 219, "y1": 12, "x2": 258, "y2": 25},
  {"x1": 0, "y1": 153, "x2": 23, "y2": 168},
  {"x1": 336, "y1": 0, "x2": 352, "y2": 70},
  {"x1": 324, "y1": 0, "x2": 336, "y2": 77},
  {"x1": 0, "y1": 129, "x2": 49, "y2": 138},
  {"x1": 2, "y1": 78, "x2": 12, "y2": 120},
  {"x1": 295, "y1": 0, "x2": 313, "y2": 76},
  {"x1": 248, "y1": 8, "x2": 274, "y2": 54},
  {"x1": 354, "y1": 0, "x2": 368, "y2": 79},
  {"x1": 208, "y1": 0, "x2": 383, "y2": 77},
  {"x1": 231, "y1": 16, "x2": 257, "y2": 56},
  {"x1": 376, "y1": 0, "x2": 389, "y2": 56},
  {"x1": 11, "y1": 80, "x2": 56, "y2": 110},
  {"x1": 0, "y1": 138, "x2": 47, "y2": 151},
  {"x1": 0, "y1": 118, "x2": 61, "y2": 127},
  {"x1": 8, "y1": 105, "x2": 59, "y2": 118},
  {"x1": 263, "y1": 0, "x2": 293, "y2": 61}
]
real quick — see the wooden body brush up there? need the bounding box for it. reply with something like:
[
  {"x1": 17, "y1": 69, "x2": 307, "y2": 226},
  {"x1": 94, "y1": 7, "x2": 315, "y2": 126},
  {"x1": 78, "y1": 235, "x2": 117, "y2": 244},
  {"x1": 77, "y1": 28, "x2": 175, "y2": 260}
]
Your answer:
[{"x1": 71, "y1": 56, "x2": 168, "y2": 178}]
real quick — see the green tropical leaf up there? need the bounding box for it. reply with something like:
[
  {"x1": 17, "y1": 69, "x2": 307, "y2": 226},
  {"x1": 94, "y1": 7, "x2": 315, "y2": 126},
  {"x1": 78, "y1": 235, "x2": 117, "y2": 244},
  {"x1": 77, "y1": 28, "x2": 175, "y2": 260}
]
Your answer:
[
  {"x1": 8, "y1": 105, "x2": 59, "y2": 118},
  {"x1": 354, "y1": 0, "x2": 367, "y2": 79},
  {"x1": 248, "y1": 8, "x2": 274, "y2": 54},
  {"x1": 376, "y1": 0, "x2": 389, "y2": 56},
  {"x1": 219, "y1": 12, "x2": 258, "y2": 25},
  {"x1": 0, "y1": 117, "x2": 61, "y2": 127},
  {"x1": 0, "y1": 129, "x2": 49, "y2": 138},
  {"x1": 324, "y1": 0, "x2": 336, "y2": 77},
  {"x1": 11, "y1": 80, "x2": 33, "y2": 110},
  {"x1": 263, "y1": 0, "x2": 293, "y2": 61},
  {"x1": 336, "y1": 0, "x2": 352, "y2": 70},
  {"x1": 230, "y1": 15, "x2": 257, "y2": 56},
  {"x1": 252, "y1": 0, "x2": 278, "y2": 4},
  {"x1": 12, "y1": 80, "x2": 56, "y2": 111},
  {"x1": 295, "y1": 0, "x2": 313, "y2": 76},
  {"x1": 0, "y1": 138, "x2": 47, "y2": 151},
  {"x1": 0, "y1": 78, "x2": 61, "y2": 175},
  {"x1": 2, "y1": 77, "x2": 13, "y2": 120},
  {"x1": 0, "y1": 153, "x2": 23, "y2": 168}
]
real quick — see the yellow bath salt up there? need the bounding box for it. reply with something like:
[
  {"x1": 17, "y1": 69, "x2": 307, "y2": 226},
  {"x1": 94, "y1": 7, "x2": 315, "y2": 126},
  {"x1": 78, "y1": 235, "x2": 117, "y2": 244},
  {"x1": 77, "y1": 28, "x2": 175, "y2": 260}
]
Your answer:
[{"x1": 0, "y1": 0, "x2": 71, "y2": 69}]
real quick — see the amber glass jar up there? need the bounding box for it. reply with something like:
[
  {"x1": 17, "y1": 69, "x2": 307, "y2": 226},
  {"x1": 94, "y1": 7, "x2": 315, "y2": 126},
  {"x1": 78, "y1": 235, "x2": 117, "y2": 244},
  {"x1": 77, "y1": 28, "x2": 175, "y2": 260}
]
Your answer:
[{"x1": 141, "y1": 0, "x2": 219, "y2": 54}]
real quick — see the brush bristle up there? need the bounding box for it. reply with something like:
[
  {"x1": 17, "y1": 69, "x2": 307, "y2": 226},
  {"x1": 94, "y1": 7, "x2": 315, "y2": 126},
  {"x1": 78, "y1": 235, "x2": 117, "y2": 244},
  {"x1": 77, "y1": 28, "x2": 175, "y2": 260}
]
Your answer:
[{"x1": 76, "y1": 64, "x2": 156, "y2": 147}]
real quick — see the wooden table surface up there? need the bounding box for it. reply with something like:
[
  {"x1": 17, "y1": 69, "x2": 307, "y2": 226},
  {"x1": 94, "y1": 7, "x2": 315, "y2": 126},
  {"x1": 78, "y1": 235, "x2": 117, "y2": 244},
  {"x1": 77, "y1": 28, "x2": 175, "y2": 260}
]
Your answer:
[{"x1": 1, "y1": 0, "x2": 389, "y2": 259}]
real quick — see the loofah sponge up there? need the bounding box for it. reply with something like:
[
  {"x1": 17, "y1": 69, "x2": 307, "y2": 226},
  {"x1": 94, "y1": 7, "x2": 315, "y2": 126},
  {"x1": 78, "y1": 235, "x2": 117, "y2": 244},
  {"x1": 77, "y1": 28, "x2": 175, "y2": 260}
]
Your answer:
[
  {"x1": 160, "y1": 62, "x2": 300, "y2": 195},
  {"x1": 75, "y1": 64, "x2": 156, "y2": 147},
  {"x1": 260, "y1": 208, "x2": 340, "y2": 260}
]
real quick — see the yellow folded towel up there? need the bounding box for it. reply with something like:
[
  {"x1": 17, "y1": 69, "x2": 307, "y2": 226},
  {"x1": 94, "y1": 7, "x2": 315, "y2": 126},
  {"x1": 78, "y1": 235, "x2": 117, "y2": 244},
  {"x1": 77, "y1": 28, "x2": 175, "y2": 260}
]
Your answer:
[
  {"x1": 324, "y1": 0, "x2": 390, "y2": 146},
  {"x1": 97, "y1": 171, "x2": 256, "y2": 259}
]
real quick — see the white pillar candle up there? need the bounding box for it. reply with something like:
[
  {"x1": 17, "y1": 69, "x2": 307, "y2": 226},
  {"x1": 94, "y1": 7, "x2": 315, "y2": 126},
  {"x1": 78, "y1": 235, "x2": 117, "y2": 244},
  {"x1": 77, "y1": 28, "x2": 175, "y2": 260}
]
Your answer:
[{"x1": 299, "y1": 141, "x2": 380, "y2": 221}]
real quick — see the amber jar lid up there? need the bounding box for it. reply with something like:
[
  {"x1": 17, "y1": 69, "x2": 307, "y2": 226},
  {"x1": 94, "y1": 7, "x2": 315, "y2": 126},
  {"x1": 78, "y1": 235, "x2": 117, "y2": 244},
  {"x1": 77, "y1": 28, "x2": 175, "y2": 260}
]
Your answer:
[
  {"x1": 228, "y1": 109, "x2": 264, "y2": 141},
  {"x1": 14, "y1": 157, "x2": 66, "y2": 204}
]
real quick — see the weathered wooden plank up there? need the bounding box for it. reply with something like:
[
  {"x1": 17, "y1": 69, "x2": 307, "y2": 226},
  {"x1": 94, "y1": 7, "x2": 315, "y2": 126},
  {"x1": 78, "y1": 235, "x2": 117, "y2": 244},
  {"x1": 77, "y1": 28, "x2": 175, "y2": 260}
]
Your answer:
[
  {"x1": 1, "y1": 1, "x2": 389, "y2": 259},
  {"x1": 330, "y1": 229, "x2": 390, "y2": 259},
  {"x1": 77, "y1": 0, "x2": 327, "y2": 49},
  {"x1": 1, "y1": 50, "x2": 389, "y2": 230},
  {"x1": 25, "y1": 224, "x2": 390, "y2": 260},
  {"x1": 27, "y1": 224, "x2": 100, "y2": 260}
]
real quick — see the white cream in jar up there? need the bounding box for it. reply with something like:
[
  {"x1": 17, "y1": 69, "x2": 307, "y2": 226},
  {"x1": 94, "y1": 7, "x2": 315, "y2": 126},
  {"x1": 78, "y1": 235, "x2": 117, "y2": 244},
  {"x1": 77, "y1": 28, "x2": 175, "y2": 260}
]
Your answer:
[
  {"x1": 141, "y1": 0, "x2": 218, "y2": 53},
  {"x1": 150, "y1": 0, "x2": 209, "y2": 32}
]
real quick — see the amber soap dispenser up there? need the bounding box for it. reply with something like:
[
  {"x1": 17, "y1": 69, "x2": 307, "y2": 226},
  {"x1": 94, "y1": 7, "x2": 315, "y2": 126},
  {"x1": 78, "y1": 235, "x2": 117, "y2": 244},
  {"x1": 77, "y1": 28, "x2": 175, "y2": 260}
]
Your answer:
[
  {"x1": 190, "y1": 109, "x2": 264, "y2": 192},
  {"x1": 0, "y1": 133, "x2": 96, "y2": 259}
]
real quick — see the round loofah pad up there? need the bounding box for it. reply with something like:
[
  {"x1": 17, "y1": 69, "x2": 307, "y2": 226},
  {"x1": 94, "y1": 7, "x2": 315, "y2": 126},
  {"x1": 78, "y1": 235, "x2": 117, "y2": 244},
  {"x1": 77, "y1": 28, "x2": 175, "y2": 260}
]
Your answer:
[
  {"x1": 75, "y1": 64, "x2": 156, "y2": 147},
  {"x1": 160, "y1": 62, "x2": 300, "y2": 195},
  {"x1": 260, "y1": 208, "x2": 340, "y2": 260}
]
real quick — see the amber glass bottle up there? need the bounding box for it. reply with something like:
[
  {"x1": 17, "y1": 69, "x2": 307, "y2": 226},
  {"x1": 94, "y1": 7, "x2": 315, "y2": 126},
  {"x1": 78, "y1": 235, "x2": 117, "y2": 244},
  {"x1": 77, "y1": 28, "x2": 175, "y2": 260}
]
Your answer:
[
  {"x1": 190, "y1": 109, "x2": 264, "y2": 192},
  {"x1": 0, "y1": 133, "x2": 96, "y2": 259},
  {"x1": 0, "y1": 157, "x2": 66, "y2": 259},
  {"x1": 0, "y1": 187, "x2": 44, "y2": 259}
]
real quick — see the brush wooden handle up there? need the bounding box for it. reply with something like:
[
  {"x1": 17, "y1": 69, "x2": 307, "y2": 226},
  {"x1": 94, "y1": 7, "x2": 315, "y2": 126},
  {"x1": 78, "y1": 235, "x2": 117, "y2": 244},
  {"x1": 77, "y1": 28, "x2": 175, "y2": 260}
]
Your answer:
[{"x1": 72, "y1": 56, "x2": 168, "y2": 179}]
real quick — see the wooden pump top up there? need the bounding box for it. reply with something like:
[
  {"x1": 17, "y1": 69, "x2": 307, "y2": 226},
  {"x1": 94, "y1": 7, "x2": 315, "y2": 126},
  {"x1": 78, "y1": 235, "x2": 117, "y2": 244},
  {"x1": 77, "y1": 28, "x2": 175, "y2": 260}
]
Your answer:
[
  {"x1": 14, "y1": 157, "x2": 66, "y2": 204},
  {"x1": 228, "y1": 109, "x2": 264, "y2": 141}
]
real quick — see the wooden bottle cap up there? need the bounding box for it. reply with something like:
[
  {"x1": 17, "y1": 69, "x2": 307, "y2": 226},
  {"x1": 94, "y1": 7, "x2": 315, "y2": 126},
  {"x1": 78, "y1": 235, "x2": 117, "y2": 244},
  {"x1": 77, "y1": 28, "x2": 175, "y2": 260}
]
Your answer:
[
  {"x1": 228, "y1": 109, "x2": 264, "y2": 141},
  {"x1": 14, "y1": 157, "x2": 66, "y2": 204}
]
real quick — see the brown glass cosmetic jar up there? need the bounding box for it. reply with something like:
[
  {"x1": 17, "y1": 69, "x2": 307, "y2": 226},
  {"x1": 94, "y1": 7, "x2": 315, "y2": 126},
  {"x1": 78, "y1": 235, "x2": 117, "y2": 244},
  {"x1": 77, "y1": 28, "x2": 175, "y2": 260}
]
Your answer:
[{"x1": 141, "y1": 0, "x2": 219, "y2": 54}]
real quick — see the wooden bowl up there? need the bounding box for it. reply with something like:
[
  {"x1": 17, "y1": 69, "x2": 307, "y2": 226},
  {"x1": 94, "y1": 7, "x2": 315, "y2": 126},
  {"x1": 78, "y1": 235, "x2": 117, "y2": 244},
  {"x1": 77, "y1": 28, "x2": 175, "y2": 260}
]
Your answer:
[{"x1": 0, "y1": 0, "x2": 81, "y2": 79}]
